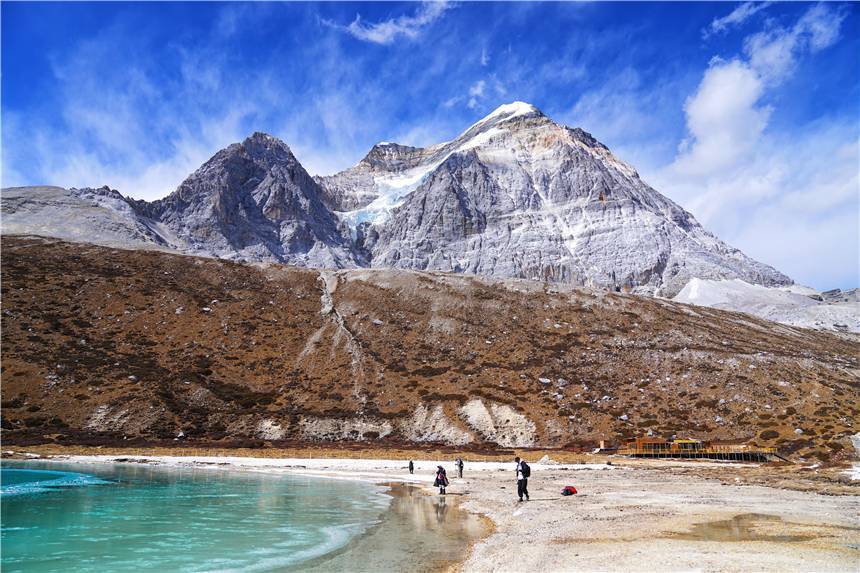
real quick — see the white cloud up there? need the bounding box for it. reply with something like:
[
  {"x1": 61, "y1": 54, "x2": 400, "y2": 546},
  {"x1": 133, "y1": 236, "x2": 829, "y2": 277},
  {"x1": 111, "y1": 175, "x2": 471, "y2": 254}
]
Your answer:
[
  {"x1": 672, "y1": 3, "x2": 846, "y2": 180},
  {"x1": 5, "y1": 38, "x2": 231, "y2": 197},
  {"x1": 480, "y1": 46, "x2": 490, "y2": 66},
  {"x1": 324, "y1": 1, "x2": 452, "y2": 46},
  {"x1": 467, "y1": 80, "x2": 485, "y2": 109},
  {"x1": 704, "y1": 2, "x2": 772, "y2": 38},
  {"x1": 3, "y1": 9, "x2": 409, "y2": 195},
  {"x1": 443, "y1": 95, "x2": 464, "y2": 108},
  {"x1": 285, "y1": 90, "x2": 386, "y2": 176},
  {"x1": 672, "y1": 58, "x2": 771, "y2": 176},
  {"x1": 6, "y1": 100, "x2": 256, "y2": 200},
  {"x1": 720, "y1": 132, "x2": 859, "y2": 289},
  {"x1": 653, "y1": 3, "x2": 857, "y2": 289}
]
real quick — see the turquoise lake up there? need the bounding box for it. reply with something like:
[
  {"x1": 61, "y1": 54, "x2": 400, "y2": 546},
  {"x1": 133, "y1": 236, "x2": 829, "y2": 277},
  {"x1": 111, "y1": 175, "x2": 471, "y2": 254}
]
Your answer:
[{"x1": 1, "y1": 461, "x2": 391, "y2": 573}]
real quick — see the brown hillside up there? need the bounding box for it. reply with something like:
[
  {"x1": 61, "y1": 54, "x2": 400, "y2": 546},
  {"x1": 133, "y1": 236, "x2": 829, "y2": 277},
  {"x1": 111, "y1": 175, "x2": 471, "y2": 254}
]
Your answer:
[{"x1": 1, "y1": 236, "x2": 857, "y2": 463}]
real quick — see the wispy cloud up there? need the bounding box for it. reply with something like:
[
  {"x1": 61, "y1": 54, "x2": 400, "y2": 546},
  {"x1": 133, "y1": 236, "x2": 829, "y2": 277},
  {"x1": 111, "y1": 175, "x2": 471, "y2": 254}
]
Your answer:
[
  {"x1": 2, "y1": 19, "x2": 271, "y2": 199},
  {"x1": 744, "y1": 3, "x2": 847, "y2": 84},
  {"x1": 452, "y1": 76, "x2": 506, "y2": 112},
  {"x1": 3, "y1": 11, "x2": 372, "y2": 198},
  {"x1": 654, "y1": 3, "x2": 856, "y2": 288},
  {"x1": 703, "y1": 1, "x2": 772, "y2": 39},
  {"x1": 467, "y1": 79, "x2": 485, "y2": 109},
  {"x1": 323, "y1": 1, "x2": 453, "y2": 45}
]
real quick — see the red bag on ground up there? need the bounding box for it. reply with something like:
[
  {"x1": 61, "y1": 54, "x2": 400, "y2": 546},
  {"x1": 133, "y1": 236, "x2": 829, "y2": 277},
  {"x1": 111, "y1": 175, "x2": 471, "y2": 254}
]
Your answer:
[{"x1": 561, "y1": 485, "x2": 577, "y2": 496}]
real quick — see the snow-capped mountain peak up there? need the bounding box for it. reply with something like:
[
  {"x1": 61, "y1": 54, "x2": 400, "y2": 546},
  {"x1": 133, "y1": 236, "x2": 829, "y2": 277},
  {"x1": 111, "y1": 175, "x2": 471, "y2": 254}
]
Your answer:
[
  {"x1": 456, "y1": 101, "x2": 548, "y2": 144},
  {"x1": 315, "y1": 104, "x2": 790, "y2": 295},
  {"x1": 316, "y1": 102, "x2": 556, "y2": 229}
]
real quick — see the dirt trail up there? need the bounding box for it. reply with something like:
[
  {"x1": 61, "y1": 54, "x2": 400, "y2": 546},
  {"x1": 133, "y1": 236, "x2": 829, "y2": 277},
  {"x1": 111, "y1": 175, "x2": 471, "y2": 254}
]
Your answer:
[
  {"x1": 456, "y1": 465, "x2": 859, "y2": 572},
  {"x1": 317, "y1": 270, "x2": 369, "y2": 408}
]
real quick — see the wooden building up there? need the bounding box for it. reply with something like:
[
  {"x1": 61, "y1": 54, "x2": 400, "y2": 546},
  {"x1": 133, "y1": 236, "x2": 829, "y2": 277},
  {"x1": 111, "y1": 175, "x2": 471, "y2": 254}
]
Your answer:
[{"x1": 617, "y1": 438, "x2": 784, "y2": 462}]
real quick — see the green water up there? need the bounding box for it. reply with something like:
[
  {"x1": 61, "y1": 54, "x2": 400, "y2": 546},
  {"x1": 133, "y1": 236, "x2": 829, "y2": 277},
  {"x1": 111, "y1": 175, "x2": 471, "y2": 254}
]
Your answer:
[{"x1": 1, "y1": 461, "x2": 390, "y2": 572}]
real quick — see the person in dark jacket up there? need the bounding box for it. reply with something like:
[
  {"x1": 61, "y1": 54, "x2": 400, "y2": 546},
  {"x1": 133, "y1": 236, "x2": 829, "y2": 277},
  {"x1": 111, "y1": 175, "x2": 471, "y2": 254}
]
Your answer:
[
  {"x1": 456, "y1": 458, "x2": 464, "y2": 478},
  {"x1": 408, "y1": 460, "x2": 414, "y2": 474},
  {"x1": 515, "y1": 456, "x2": 529, "y2": 502},
  {"x1": 434, "y1": 465, "x2": 449, "y2": 494}
]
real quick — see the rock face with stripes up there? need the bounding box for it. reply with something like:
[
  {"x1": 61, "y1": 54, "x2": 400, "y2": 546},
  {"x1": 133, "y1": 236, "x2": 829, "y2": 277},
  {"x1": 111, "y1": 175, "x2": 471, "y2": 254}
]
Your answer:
[
  {"x1": 149, "y1": 132, "x2": 358, "y2": 267},
  {"x1": 321, "y1": 102, "x2": 789, "y2": 296}
]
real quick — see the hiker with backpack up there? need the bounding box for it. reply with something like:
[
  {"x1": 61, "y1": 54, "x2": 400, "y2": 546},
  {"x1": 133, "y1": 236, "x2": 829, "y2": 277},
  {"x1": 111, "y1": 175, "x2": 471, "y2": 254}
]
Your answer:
[
  {"x1": 515, "y1": 456, "x2": 530, "y2": 501},
  {"x1": 434, "y1": 465, "x2": 449, "y2": 495}
]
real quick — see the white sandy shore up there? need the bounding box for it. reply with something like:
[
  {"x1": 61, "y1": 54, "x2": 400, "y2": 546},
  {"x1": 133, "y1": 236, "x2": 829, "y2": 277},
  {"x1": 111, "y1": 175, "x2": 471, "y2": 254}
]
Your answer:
[
  {"x1": 49, "y1": 453, "x2": 614, "y2": 482},
  {"x1": 31, "y1": 454, "x2": 860, "y2": 572}
]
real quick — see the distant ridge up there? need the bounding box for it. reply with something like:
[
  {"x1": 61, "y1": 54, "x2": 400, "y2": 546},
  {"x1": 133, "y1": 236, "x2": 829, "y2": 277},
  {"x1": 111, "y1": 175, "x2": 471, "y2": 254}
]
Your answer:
[{"x1": 1, "y1": 102, "x2": 791, "y2": 296}]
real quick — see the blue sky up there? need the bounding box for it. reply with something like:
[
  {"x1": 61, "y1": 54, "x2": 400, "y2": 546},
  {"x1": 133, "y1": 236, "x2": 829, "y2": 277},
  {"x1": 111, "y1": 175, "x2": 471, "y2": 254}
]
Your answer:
[{"x1": 2, "y1": 2, "x2": 858, "y2": 289}]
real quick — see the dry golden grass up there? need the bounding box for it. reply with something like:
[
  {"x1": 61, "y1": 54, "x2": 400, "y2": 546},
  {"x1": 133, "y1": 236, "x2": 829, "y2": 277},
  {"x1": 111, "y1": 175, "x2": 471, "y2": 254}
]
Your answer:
[
  {"x1": 6, "y1": 442, "x2": 596, "y2": 463},
  {"x1": 3, "y1": 236, "x2": 858, "y2": 463}
]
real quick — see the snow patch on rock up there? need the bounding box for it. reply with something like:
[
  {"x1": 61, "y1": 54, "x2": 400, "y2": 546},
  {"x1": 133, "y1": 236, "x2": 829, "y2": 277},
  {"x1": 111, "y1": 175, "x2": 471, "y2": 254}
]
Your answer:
[
  {"x1": 674, "y1": 278, "x2": 860, "y2": 333},
  {"x1": 299, "y1": 417, "x2": 393, "y2": 441}
]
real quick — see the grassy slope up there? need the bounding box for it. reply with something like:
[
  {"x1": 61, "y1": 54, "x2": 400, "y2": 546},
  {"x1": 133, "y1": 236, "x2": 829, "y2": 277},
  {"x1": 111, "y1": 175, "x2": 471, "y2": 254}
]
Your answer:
[{"x1": 2, "y1": 236, "x2": 858, "y2": 463}]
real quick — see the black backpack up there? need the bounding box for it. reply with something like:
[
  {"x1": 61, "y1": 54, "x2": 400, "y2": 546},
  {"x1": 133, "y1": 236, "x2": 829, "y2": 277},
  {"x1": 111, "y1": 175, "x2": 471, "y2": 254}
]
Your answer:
[{"x1": 520, "y1": 461, "x2": 531, "y2": 478}]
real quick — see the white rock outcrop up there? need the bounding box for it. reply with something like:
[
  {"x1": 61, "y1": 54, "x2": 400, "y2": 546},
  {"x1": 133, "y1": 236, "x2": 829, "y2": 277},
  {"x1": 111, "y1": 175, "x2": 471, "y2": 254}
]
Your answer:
[
  {"x1": 256, "y1": 419, "x2": 286, "y2": 441},
  {"x1": 402, "y1": 403, "x2": 474, "y2": 445},
  {"x1": 458, "y1": 399, "x2": 536, "y2": 448},
  {"x1": 298, "y1": 417, "x2": 394, "y2": 441}
]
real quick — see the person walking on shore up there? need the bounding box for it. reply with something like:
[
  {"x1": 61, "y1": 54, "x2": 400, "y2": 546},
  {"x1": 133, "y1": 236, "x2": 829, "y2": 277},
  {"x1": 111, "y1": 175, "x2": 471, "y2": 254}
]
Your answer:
[
  {"x1": 434, "y1": 465, "x2": 449, "y2": 495},
  {"x1": 408, "y1": 460, "x2": 414, "y2": 475},
  {"x1": 515, "y1": 456, "x2": 530, "y2": 502},
  {"x1": 456, "y1": 458, "x2": 464, "y2": 478}
]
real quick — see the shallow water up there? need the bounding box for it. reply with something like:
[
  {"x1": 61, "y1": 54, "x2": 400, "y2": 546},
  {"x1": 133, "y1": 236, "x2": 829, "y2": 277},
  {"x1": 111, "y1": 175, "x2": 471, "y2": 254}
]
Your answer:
[
  {"x1": 671, "y1": 513, "x2": 816, "y2": 543},
  {"x1": 1, "y1": 461, "x2": 390, "y2": 573},
  {"x1": 297, "y1": 484, "x2": 489, "y2": 572}
]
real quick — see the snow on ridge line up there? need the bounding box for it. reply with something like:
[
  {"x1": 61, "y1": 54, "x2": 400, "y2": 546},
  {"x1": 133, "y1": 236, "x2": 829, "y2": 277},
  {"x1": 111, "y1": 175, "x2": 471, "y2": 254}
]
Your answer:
[
  {"x1": 673, "y1": 278, "x2": 860, "y2": 333},
  {"x1": 462, "y1": 101, "x2": 541, "y2": 133},
  {"x1": 485, "y1": 101, "x2": 540, "y2": 120},
  {"x1": 675, "y1": 278, "x2": 817, "y2": 308},
  {"x1": 342, "y1": 102, "x2": 566, "y2": 230}
]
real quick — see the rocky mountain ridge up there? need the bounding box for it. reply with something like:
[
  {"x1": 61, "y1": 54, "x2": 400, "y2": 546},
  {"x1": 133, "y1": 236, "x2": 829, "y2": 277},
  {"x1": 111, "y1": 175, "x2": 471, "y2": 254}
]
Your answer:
[{"x1": 1, "y1": 102, "x2": 791, "y2": 296}]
